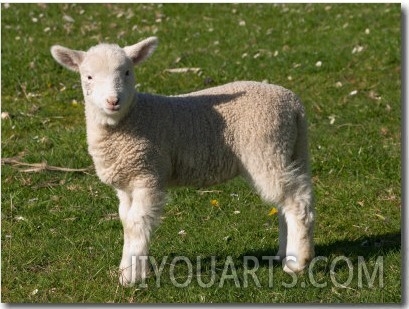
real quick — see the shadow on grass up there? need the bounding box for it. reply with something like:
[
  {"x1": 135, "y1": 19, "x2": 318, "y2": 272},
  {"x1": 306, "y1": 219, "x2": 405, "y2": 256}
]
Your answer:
[
  {"x1": 149, "y1": 231, "x2": 400, "y2": 277},
  {"x1": 140, "y1": 231, "x2": 401, "y2": 293},
  {"x1": 238, "y1": 231, "x2": 401, "y2": 269},
  {"x1": 315, "y1": 231, "x2": 401, "y2": 258}
]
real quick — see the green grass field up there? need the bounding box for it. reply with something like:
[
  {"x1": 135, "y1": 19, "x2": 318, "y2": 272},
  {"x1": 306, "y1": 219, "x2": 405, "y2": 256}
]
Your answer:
[{"x1": 1, "y1": 3, "x2": 401, "y2": 303}]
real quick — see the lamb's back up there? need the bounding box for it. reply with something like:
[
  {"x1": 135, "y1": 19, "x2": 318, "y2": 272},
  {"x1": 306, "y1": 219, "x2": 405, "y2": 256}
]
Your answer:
[{"x1": 127, "y1": 81, "x2": 303, "y2": 187}]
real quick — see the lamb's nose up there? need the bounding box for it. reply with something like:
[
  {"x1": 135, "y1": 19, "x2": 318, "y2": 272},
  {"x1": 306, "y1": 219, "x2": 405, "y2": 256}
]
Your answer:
[{"x1": 107, "y1": 96, "x2": 120, "y2": 106}]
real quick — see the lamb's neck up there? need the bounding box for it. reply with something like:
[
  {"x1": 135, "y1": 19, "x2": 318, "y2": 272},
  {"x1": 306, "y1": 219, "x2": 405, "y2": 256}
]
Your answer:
[
  {"x1": 84, "y1": 104, "x2": 108, "y2": 147},
  {"x1": 85, "y1": 122, "x2": 108, "y2": 149},
  {"x1": 84, "y1": 95, "x2": 138, "y2": 147}
]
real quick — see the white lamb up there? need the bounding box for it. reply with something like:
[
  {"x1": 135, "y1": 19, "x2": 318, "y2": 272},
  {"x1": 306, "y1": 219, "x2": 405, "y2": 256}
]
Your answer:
[{"x1": 51, "y1": 37, "x2": 315, "y2": 287}]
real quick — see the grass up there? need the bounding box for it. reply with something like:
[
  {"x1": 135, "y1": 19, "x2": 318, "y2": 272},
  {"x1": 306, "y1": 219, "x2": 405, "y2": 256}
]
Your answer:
[{"x1": 1, "y1": 3, "x2": 401, "y2": 303}]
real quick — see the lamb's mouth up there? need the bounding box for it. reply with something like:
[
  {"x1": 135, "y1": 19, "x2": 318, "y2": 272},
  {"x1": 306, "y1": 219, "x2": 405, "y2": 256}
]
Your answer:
[
  {"x1": 104, "y1": 106, "x2": 120, "y2": 115},
  {"x1": 104, "y1": 105, "x2": 121, "y2": 113}
]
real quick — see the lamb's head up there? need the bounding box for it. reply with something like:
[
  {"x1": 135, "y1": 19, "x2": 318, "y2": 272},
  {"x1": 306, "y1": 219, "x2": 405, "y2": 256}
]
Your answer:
[{"x1": 51, "y1": 37, "x2": 158, "y2": 126}]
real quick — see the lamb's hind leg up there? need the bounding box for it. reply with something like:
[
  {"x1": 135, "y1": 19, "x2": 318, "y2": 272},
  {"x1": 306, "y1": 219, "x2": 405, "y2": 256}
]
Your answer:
[
  {"x1": 278, "y1": 168, "x2": 315, "y2": 273},
  {"x1": 252, "y1": 165, "x2": 314, "y2": 273},
  {"x1": 117, "y1": 187, "x2": 164, "y2": 287}
]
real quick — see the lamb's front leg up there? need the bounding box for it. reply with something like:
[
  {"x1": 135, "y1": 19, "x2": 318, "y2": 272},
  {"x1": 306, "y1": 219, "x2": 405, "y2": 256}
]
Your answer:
[{"x1": 117, "y1": 187, "x2": 164, "y2": 287}]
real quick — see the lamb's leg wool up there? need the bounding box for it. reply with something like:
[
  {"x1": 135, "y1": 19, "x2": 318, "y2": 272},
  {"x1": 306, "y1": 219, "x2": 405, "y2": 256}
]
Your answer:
[
  {"x1": 241, "y1": 153, "x2": 314, "y2": 273},
  {"x1": 277, "y1": 212, "x2": 288, "y2": 260},
  {"x1": 117, "y1": 187, "x2": 165, "y2": 286},
  {"x1": 278, "y1": 171, "x2": 315, "y2": 273}
]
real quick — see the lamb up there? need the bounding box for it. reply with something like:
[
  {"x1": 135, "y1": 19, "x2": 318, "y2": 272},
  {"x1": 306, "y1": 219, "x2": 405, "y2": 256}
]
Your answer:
[{"x1": 50, "y1": 36, "x2": 315, "y2": 287}]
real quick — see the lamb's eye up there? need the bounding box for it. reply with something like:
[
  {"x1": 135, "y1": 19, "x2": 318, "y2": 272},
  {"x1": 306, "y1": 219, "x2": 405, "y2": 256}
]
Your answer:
[
  {"x1": 87, "y1": 75, "x2": 93, "y2": 80},
  {"x1": 125, "y1": 70, "x2": 130, "y2": 76}
]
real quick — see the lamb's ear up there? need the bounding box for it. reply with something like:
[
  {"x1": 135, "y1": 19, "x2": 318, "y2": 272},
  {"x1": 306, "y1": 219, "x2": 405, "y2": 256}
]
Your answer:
[
  {"x1": 123, "y1": 37, "x2": 158, "y2": 66},
  {"x1": 50, "y1": 45, "x2": 85, "y2": 72}
]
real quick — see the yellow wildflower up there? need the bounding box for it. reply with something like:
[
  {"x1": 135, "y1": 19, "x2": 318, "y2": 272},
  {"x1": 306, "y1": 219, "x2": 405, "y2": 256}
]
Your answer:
[
  {"x1": 210, "y1": 199, "x2": 219, "y2": 207},
  {"x1": 268, "y1": 207, "x2": 278, "y2": 216}
]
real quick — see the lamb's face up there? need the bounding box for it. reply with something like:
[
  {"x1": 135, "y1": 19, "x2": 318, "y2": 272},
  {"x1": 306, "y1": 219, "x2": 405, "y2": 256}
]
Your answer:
[
  {"x1": 80, "y1": 45, "x2": 136, "y2": 123},
  {"x1": 51, "y1": 37, "x2": 158, "y2": 126}
]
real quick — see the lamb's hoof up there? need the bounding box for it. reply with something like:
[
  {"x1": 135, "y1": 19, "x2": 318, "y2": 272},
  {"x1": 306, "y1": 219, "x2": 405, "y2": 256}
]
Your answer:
[
  {"x1": 283, "y1": 261, "x2": 307, "y2": 274},
  {"x1": 119, "y1": 276, "x2": 134, "y2": 287},
  {"x1": 119, "y1": 265, "x2": 135, "y2": 287},
  {"x1": 118, "y1": 262, "x2": 149, "y2": 287},
  {"x1": 282, "y1": 254, "x2": 312, "y2": 274}
]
